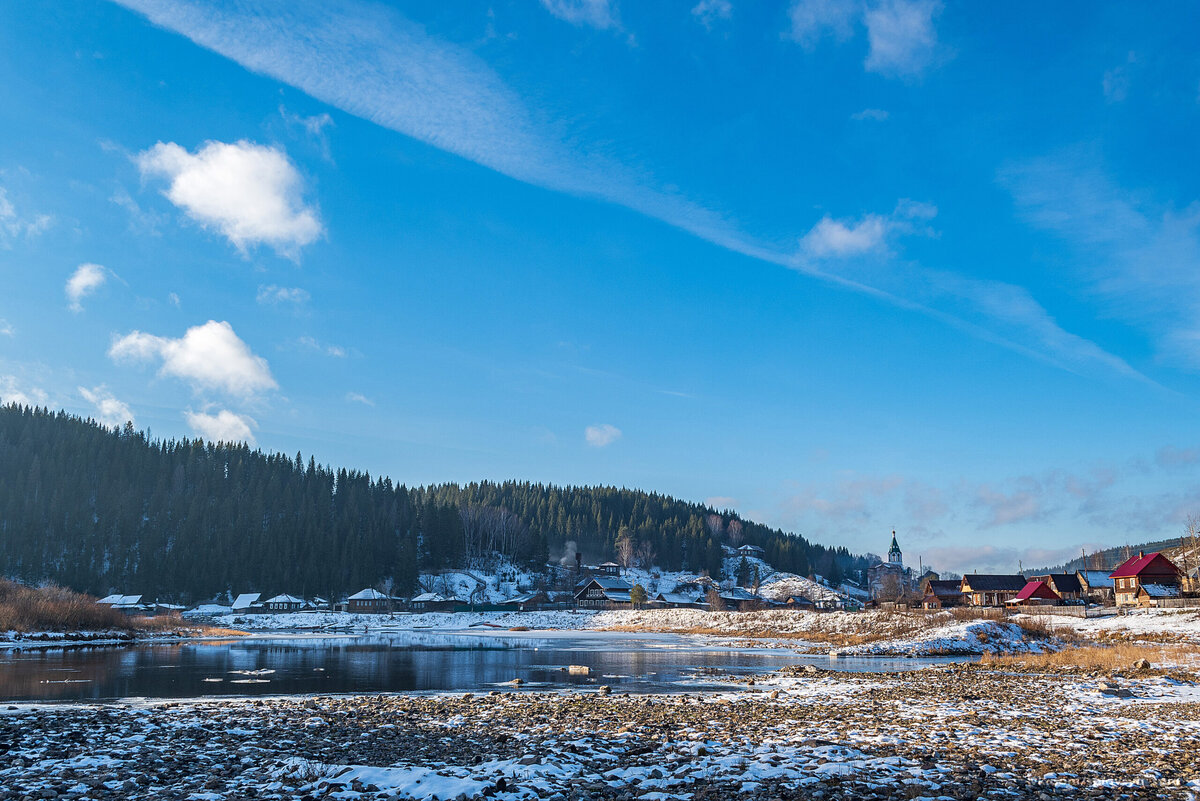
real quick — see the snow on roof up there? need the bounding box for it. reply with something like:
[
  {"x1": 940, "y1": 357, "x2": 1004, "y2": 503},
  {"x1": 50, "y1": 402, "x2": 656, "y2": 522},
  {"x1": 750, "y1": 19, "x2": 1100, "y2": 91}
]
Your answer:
[
  {"x1": 265, "y1": 594, "x2": 303, "y2": 605},
  {"x1": 656, "y1": 592, "x2": 702, "y2": 605},
  {"x1": 412, "y1": 592, "x2": 455, "y2": 603},
  {"x1": 598, "y1": 561, "x2": 620, "y2": 568},
  {"x1": 577, "y1": 576, "x2": 633, "y2": 591},
  {"x1": 113, "y1": 595, "x2": 143, "y2": 607},
  {"x1": 97, "y1": 594, "x2": 123, "y2": 605},
  {"x1": 1139, "y1": 583, "x2": 1180, "y2": 598},
  {"x1": 232, "y1": 593, "x2": 261, "y2": 609},
  {"x1": 602, "y1": 590, "x2": 632, "y2": 602},
  {"x1": 348, "y1": 588, "x2": 389, "y2": 600},
  {"x1": 719, "y1": 587, "x2": 760, "y2": 601},
  {"x1": 737, "y1": 544, "x2": 765, "y2": 552},
  {"x1": 1078, "y1": 570, "x2": 1114, "y2": 588},
  {"x1": 505, "y1": 592, "x2": 543, "y2": 603}
]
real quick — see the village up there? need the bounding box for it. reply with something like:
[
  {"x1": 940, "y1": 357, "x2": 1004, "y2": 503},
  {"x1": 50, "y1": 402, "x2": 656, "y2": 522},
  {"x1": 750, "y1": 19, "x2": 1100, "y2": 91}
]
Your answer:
[{"x1": 96, "y1": 532, "x2": 1200, "y2": 624}]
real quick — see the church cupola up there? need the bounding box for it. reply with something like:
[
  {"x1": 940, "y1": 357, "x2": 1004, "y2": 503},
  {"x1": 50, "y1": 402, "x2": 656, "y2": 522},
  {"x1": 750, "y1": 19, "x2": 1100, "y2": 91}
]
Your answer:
[{"x1": 888, "y1": 530, "x2": 903, "y2": 565}]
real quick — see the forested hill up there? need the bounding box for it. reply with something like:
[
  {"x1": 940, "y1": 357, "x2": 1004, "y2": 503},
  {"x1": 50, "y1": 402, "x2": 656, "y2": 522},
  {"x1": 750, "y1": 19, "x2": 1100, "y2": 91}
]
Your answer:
[{"x1": 0, "y1": 405, "x2": 859, "y2": 601}]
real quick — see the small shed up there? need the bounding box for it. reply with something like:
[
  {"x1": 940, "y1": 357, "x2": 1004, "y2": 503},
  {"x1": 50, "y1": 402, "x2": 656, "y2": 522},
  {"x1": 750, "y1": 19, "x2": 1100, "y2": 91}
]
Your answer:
[
  {"x1": 737, "y1": 544, "x2": 766, "y2": 558},
  {"x1": 409, "y1": 592, "x2": 458, "y2": 612},
  {"x1": 1137, "y1": 583, "x2": 1181, "y2": 608},
  {"x1": 718, "y1": 587, "x2": 765, "y2": 612},
  {"x1": 654, "y1": 591, "x2": 706, "y2": 609},
  {"x1": 1007, "y1": 580, "x2": 1061, "y2": 607},
  {"x1": 498, "y1": 591, "x2": 548, "y2": 612},
  {"x1": 598, "y1": 562, "x2": 621, "y2": 576}
]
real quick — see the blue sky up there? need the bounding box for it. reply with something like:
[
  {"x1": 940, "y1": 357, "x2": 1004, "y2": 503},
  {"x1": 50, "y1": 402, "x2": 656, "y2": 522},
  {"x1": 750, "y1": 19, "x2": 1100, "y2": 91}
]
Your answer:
[{"x1": 2, "y1": 0, "x2": 1200, "y2": 573}]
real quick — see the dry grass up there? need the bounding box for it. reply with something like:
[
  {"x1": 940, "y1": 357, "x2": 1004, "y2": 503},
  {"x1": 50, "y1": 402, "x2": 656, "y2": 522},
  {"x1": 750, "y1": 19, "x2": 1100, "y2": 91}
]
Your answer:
[{"x1": 981, "y1": 643, "x2": 1194, "y2": 671}]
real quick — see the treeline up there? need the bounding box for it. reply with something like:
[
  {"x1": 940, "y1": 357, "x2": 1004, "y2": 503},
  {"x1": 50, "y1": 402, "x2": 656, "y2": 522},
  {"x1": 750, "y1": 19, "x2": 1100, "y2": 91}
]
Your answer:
[{"x1": 0, "y1": 405, "x2": 862, "y2": 601}]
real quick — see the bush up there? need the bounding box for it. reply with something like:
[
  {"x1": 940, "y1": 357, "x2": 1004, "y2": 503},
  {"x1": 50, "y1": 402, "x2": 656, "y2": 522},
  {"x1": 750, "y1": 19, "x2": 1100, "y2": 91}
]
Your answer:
[{"x1": 0, "y1": 579, "x2": 132, "y2": 632}]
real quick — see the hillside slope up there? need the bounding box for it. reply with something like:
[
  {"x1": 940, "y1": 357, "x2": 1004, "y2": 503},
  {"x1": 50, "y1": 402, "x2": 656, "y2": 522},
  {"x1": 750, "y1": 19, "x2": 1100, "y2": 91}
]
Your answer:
[{"x1": 0, "y1": 404, "x2": 859, "y2": 601}]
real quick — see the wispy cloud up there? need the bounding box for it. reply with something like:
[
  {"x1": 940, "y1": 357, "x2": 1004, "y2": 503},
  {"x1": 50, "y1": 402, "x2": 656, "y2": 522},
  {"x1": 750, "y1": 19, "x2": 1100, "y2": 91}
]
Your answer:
[
  {"x1": 257, "y1": 284, "x2": 310, "y2": 306},
  {"x1": 1001, "y1": 151, "x2": 1200, "y2": 372},
  {"x1": 0, "y1": 185, "x2": 52, "y2": 246},
  {"x1": 65, "y1": 263, "x2": 109, "y2": 313},
  {"x1": 345, "y1": 391, "x2": 374, "y2": 406},
  {"x1": 692, "y1": 0, "x2": 732, "y2": 30},
  {"x1": 585, "y1": 423, "x2": 622, "y2": 447},
  {"x1": 786, "y1": 0, "x2": 944, "y2": 79},
  {"x1": 539, "y1": 0, "x2": 621, "y2": 32},
  {"x1": 850, "y1": 108, "x2": 889, "y2": 121},
  {"x1": 111, "y1": 0, "x2": 1139, "y2": 386},
  {"x1": 136, "y1": 139, "x2": 322, "y2": 258},
  {"x1": 0, "y1": 319, "x2": 13, "y2": 337},
  {"x1": 109, "y1": 319, "x2": 278, "y2": 398},
  {"x1": 296, "y1": 336, "x2": 347, "y2": 358}
]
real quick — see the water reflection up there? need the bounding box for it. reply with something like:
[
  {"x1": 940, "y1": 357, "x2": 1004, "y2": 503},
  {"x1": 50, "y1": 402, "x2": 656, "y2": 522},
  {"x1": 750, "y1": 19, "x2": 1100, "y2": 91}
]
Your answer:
[{"x1": 0, "y1": 632, "x2": 973, "y2": 702}]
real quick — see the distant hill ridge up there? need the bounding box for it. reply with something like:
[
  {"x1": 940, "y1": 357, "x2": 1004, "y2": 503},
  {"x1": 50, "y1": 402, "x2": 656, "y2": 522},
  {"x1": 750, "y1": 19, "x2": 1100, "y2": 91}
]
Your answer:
[
  {"x1": 1031, "y1": 537, "x2": 1200, "y2": 576},
  {"x1": 0, "y1": 404, "x2": 863, "y2": 601}
]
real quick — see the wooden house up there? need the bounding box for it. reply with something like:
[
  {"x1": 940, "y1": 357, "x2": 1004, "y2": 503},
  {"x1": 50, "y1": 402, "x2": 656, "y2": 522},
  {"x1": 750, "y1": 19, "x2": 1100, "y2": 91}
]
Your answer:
[
  {"x1": 574, "y1": 577, "x2": 633, "y2": 609},
  {"x1": 921, "y1": 580, "x2": 966, "y2": 609},
  {"x1": 717, "y1": 586, "x2": 766, "y2": 612},
  {"x1": 1076, "y1": 570, "x2": 1114, "y2": 603},
  {"x1": 1110, "y1": 552, "x2": 1181, "y2": 607},
  {"x1": 262, "y1": 594, "x2": 303, "y2": 612},
  {"x1": 960, "y1": 574, "x2": 1027, "y2": 607},
  {"x1": 346, "y1": 588, "x2": 393, "y2": 614},
  {"x1": 1007, "y1": 580, "x2": 1060, "y2": 607},
  {"x1": 654, "y1": 591, "x2": 706, "y2": 609},
  {"x1": 231, "y1": 593, "x2": 262, "y2": 613},
  {"x1": 598, "y1": 562, "x2": 622, "y2": 576},
  {"x1": 737, "y1": 544, "x2": 766, "y2": 558}
]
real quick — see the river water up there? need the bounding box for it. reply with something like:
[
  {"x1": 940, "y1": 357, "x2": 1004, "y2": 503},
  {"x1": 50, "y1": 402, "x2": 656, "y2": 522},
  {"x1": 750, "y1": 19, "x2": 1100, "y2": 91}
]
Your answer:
[{"x1": 0, "y1": 630, "x2": 974, "y2": 702}]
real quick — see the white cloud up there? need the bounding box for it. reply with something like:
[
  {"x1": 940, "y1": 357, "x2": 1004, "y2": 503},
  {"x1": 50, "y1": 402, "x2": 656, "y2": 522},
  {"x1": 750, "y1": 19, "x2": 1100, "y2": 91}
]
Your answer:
[
  {"x1": 65, "y1": 263, "x2": 109, "y2": 313},
  {"x1": 786, "y1": 0, "x2": 857, "y2": 47},
  {"x1": 850, "y1": 108, "x2": 889, "y2": 121},
  {"x1": 168, "y1": 292, "x2": 181, "y2": 307},
  {"x1": 799, "y1": 199, "x2": 935, "y2": 258},
  {"x1": 692, "y1": 0, "x2": 732, "y2": 29},
  {"x1": 585, "y1": 423, "x2": 622, "y2": 447},
  {"x1": 0, "y1": 319, "x2": 13, "y2": 337},
  {"x1": 136, "y1": 140, "x2": 322, "y2": 257},
  {"x1": 706, "y1": 495, "x2": 738, "y2": 509},
  {"x1": 539, "y1": 0, "x2": 619, "y2": 31},
  {"x1": 863, "y1": 0, "x2": 943, "y2": 78},
  {"x1": 801, "y1": 215, "x2": 889, "y2": 257},
  {"x1": 109, "y1": 320, "x2": 277, "y2": 398},
  {"x1": 185, "y1": 408, "x2": 257, "y2": 444},
  {"x1": 0, "y1": 375, "x2": 47, "y2": 408},
  {"x1": 346, "y1": 392, "x2": 374, "y2": 406},
  {"x1": 0, "y1": 186, "x2": 52, "y2": 246},
  {"x1": 78, "y1": 385, "x2": 135, "y2": 428},
  {"x1": 256, "y1": 284, "x2": 310, "y2": 305}
]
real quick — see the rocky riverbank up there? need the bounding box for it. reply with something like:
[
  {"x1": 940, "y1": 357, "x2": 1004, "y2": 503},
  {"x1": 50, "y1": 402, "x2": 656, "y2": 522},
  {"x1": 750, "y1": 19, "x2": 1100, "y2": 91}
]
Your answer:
[{"x1": 2, "y1": 663, "x2": 1198, "y2": 800}]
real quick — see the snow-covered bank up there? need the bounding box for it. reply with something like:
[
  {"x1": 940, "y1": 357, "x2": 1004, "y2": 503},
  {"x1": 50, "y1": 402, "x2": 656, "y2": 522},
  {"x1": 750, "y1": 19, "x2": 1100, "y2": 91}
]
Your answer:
[
  {"x1": 3, "y1": 664, "x2": 1198, "y2": 800},
  {"x1": 184, "y1": 606, "x2": 1200, "y2": 657}
]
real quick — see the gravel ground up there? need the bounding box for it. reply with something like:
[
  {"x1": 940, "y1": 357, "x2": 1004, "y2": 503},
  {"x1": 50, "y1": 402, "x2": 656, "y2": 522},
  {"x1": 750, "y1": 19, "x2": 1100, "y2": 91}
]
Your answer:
[{"x1": 2, "y1": 663, "x2": 1198, "y2": 800}]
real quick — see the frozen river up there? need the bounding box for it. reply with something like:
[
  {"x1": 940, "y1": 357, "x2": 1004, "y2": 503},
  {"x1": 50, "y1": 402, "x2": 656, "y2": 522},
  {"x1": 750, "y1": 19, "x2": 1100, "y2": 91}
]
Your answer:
[{"x1": 0, "y1": 629, "x2": 975, "y2": 701}]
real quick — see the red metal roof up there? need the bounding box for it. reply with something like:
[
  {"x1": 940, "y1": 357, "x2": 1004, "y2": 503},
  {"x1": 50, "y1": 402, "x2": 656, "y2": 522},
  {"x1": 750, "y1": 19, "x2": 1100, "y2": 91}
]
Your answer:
[
  {"x1": 1109, "y1": 552, "x2": 1180, "y2": 579},
  {"x1": 1012, "y1": 580, "x2": 1059, "y2": 602}
]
